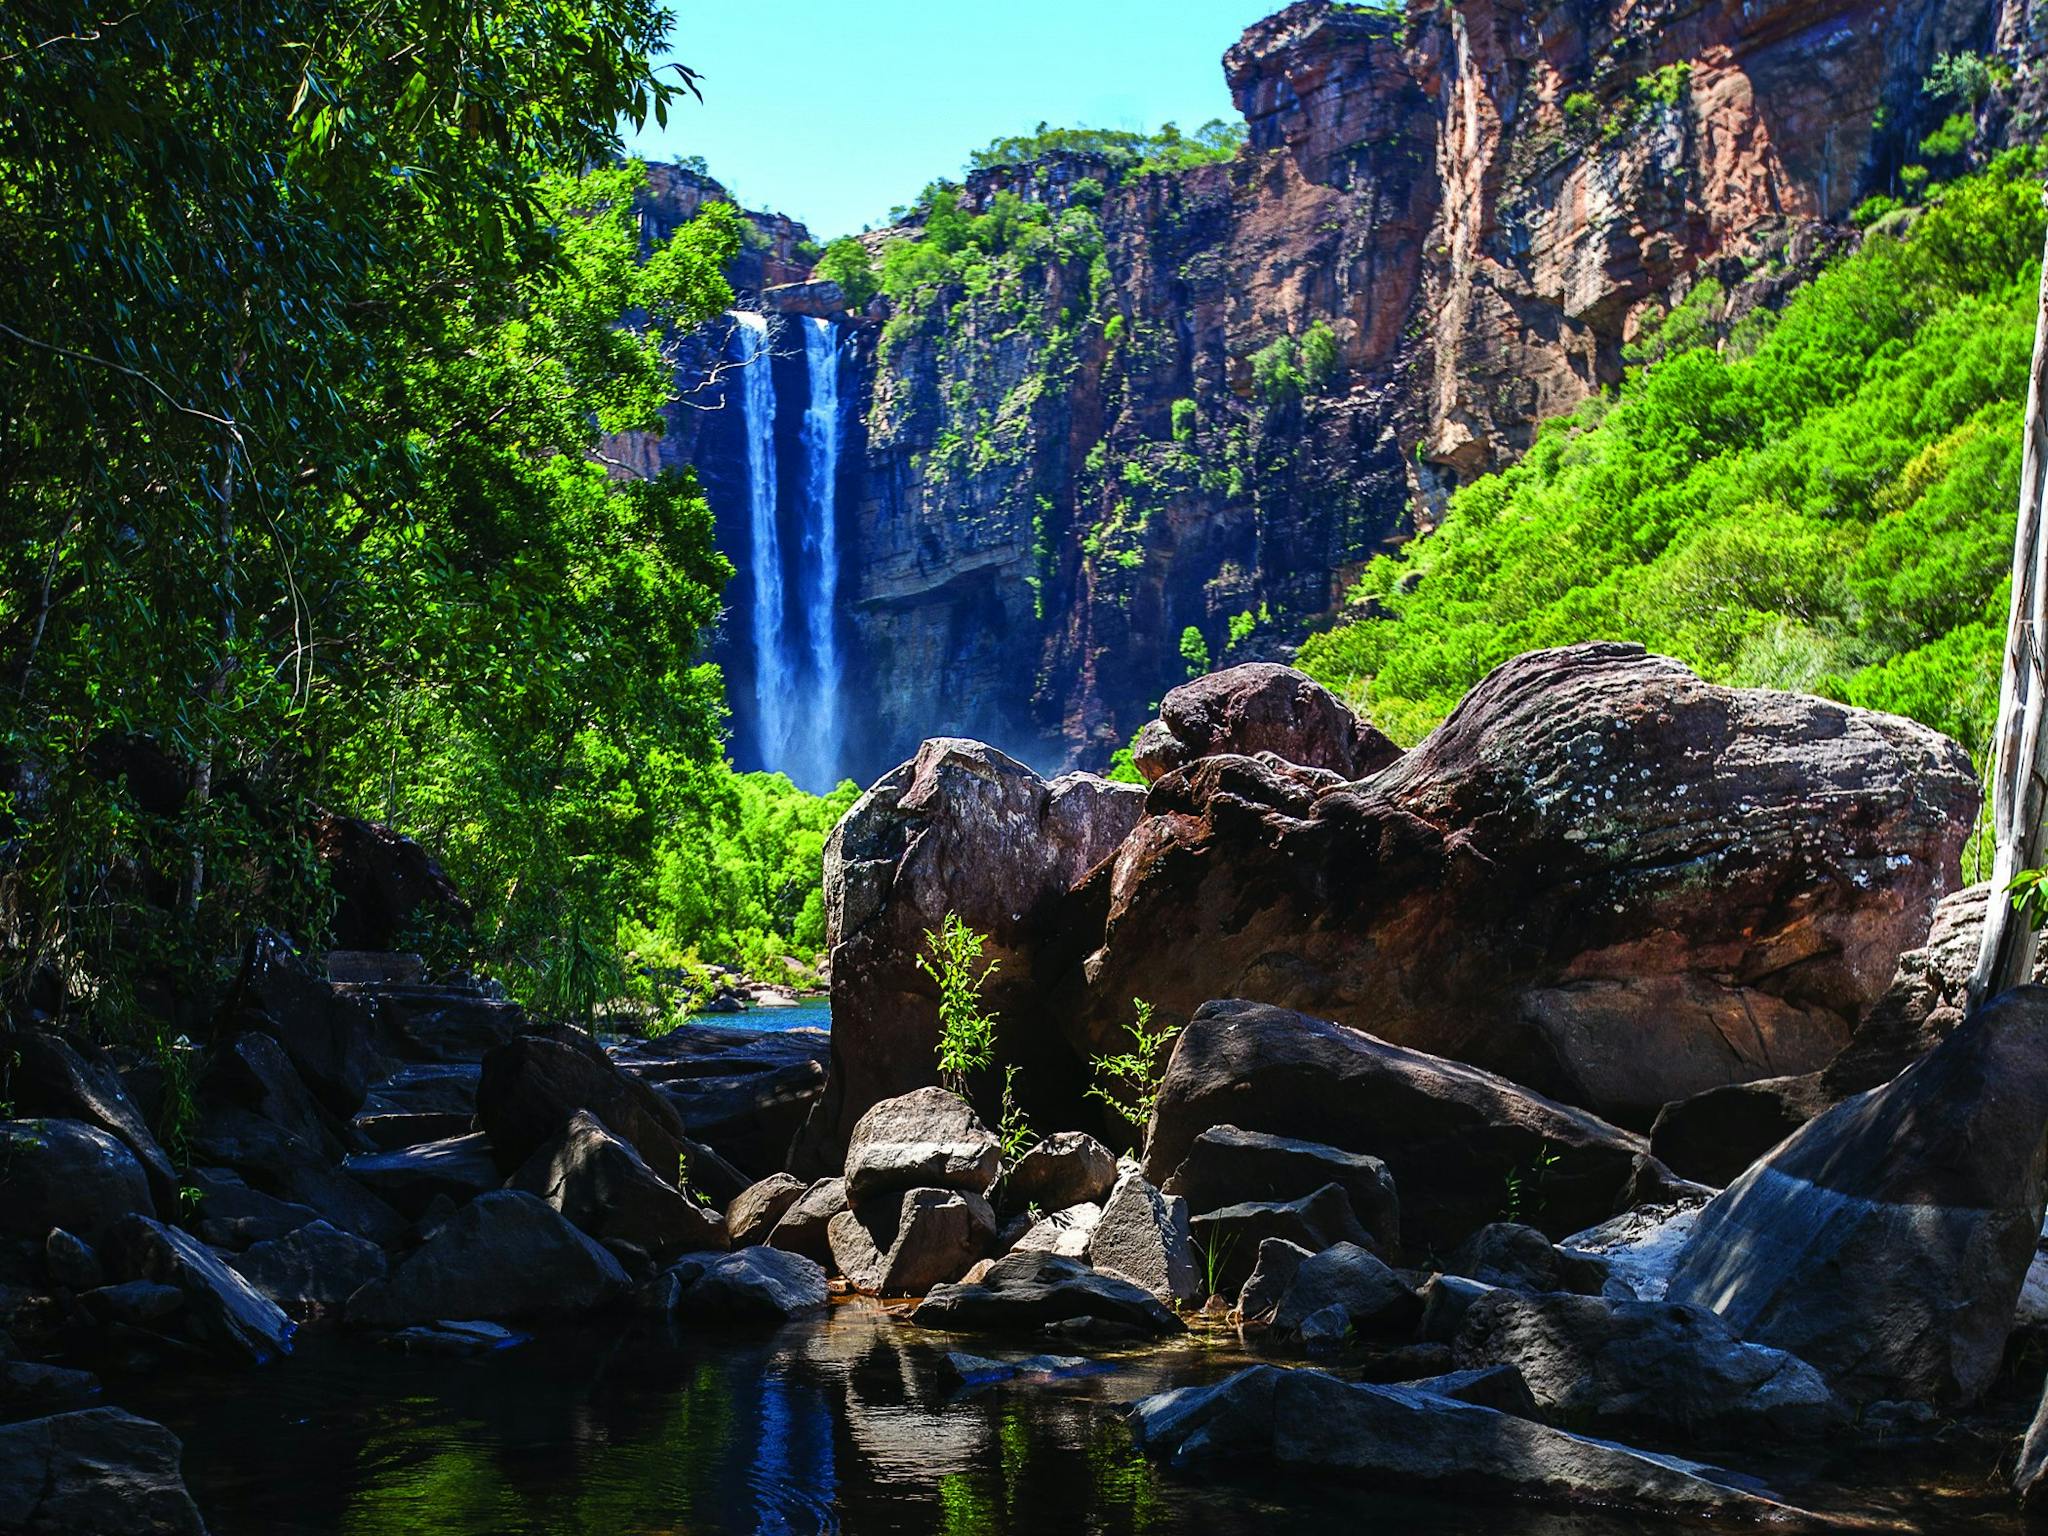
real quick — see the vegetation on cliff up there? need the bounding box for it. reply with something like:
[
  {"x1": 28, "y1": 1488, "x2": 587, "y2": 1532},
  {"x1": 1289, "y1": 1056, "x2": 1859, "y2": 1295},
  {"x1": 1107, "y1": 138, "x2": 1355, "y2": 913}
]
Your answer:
[{"x1": 1300, "y1": 149, "x2": 2045, "y2": 858}]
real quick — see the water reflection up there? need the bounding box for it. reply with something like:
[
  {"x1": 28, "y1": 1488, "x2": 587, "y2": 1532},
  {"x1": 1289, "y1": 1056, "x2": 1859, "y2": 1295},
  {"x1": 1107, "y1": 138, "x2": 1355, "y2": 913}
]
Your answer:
[{"x1": 121, "y1": 1300, "x2": 2019, "y2": 1536}]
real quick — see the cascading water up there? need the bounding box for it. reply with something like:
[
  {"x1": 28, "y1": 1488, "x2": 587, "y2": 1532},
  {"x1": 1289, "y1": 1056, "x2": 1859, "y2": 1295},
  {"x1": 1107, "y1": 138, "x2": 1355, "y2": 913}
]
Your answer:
[
  {"x1": 796, "y1": 316, "x2": 844, "y2": 790},
  {"x1": 733, "y1": 312, "x2": 794, "y2": 773}
]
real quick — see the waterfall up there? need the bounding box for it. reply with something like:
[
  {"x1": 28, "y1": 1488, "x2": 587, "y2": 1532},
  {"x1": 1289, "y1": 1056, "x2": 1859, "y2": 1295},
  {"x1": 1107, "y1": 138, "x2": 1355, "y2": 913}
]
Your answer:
[
  {"x1": 797, "y1": 316, "x2": 843, "y2": 789},
  {"x1": 733, "y1": 312, "x2": 794, "y2": 772}
]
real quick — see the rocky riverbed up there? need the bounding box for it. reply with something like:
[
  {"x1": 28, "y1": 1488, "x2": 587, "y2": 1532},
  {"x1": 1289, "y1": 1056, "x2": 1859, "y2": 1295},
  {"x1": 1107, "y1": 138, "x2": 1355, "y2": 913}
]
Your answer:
[{"x1": 6, "y1": 647, "x2": 2048, "y2": 1534}]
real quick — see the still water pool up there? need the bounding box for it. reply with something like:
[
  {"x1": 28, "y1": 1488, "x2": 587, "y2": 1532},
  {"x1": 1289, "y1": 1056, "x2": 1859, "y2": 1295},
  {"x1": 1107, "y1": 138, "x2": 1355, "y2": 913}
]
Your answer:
[{"x1": 124, "y1": 1299, "x2": 2020, "y2": 1536}]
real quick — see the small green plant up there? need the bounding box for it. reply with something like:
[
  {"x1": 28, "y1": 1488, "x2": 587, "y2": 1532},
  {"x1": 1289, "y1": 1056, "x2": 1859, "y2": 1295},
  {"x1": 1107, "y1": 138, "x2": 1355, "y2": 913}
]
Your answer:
[
  {"x1": 1179, "y1": 625, "x2": 1211, "y2": 678},
  {"x1": 534, "y1": 912, "x2": 627, "y2": 1026},
  {"x1": 1227, "y1": 609, "x2": 1257, "y2": 651},
  {"x1": 920, "y1": 913, "x2": 1001, "y2": 1095},
  {"x1": 996, "y1": 1064, "x2": 1038, "y2": 1161},
  {"x1": 2008, "y1": 868, "x2": 2048, "y2": 932},
  {"x1": 1088, "y1": 997, "x2": 1179, "y2": 1139},
  {"x1": 1562, "y1": 90, "x2": 1598, "y2": 123},
  {"x1": 815, "y1": 235, "x2": 880, "y2": 308},
  {"x1": 1300, "y1": 319, "x2": 1340, "y2": 390},
  {"x1": 153, "y1": 1030, "x2": 199, "y2": 1176},
  {"x1": 1922, "y1": 51, "x2": 1998, "y2": 108},
  {"x1": 1196, "y1": 1228, "x2": 1238, "y2": 1301},
  {"x1": 1920, "y1": 110, "x2": 1974, "y2": 160},
  {"x1": 1171, "y1": 397, "x2": 1197, "y2": 441},
  {"x1": 1251, "y1": 334, "x2": 1305, "y2": 404},
  {"x1": 1636, "y1": 61, "x2": 1693, "y2": 108},
  {"x1": 1502, "y1": 1142, "x2": 1563, "y2": 1223}
]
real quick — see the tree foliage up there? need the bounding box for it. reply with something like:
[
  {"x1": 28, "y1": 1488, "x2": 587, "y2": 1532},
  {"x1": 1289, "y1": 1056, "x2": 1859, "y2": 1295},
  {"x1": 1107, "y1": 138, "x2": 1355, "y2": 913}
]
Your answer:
[{"x1": 0, "y1": 0, "x2": 749, "y2": 1035}]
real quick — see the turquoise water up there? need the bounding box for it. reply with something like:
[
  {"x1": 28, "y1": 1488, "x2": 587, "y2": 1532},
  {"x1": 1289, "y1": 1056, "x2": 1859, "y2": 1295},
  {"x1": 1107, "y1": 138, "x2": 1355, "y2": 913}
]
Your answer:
[{"x1": 701, "y1": 995, "x2": 832, "y2": 1033}]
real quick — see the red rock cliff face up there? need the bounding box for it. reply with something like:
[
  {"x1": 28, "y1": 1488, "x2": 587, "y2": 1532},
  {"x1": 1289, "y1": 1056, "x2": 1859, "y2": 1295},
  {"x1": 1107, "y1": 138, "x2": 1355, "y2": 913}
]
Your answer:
[{"x1": 642, "y1": 0, "x2": 2027, "y2": 785}]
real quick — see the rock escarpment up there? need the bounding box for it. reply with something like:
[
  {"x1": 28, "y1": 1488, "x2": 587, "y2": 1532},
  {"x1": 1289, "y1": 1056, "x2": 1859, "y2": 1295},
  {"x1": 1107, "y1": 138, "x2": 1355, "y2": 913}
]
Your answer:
[{"x1": 634, "y1": 0, "x2": 2025, "y2": 781}]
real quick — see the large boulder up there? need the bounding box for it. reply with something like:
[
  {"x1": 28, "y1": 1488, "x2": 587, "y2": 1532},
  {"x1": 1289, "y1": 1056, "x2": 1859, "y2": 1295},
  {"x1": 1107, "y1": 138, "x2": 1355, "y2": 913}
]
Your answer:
[
  {"x1": 347, "y1": 1189, "x2": 629, "y2": 1327},
  {"x1": 726, "y1": 1174, "x2": 807, "y2": 1247},
  {"x1": 1187, "y1": 1184, "x2": 1371, "y2": 1295},
  {"x1": 311, "y1": 810, "x2": 470, "y2": 952},
  {"x1": 1128, "y1": 663, "x2": 1401, "y2": 784},
  {"x1": 1666, "y1": 985, "x2": 2048, "y2": 1407},
  {"x1": 0, "y1": 1119, "x2": 154, "y2": 1246},
  {"x1": 842, "y1": 1087, "x2": 1000, "y2": 1204},
  {"x1": 8, "y1": 1031, "x2": 177, "y2": 1209},
  {"x1": 1145, "y1": 1001, "x2": 1650, "y2": 1248},
  {"x1": 476, "y1": 1030, "x2": 688, "y2": 1177},
  {"x1": 828, "y1": 1187, "x2": 995, "y2": 1295},
  {"x1": 1452, "y1": 1289, "x2": 1843, "y2": 1441},
  {"x1": 189, "y1": 1105, "x2": 405, "y2": 1247},
  {"x1": 1087, "y1": 645, "x2": 1976, "y2": 1123},
  {"x1": 1127, "y1": 1366, "x2": 1814, "y2": 1518},
  {"x1": 1162, "y1": 1125, "x2": 1399, "y2": 1257},
  {"x1": 765, "y1": 1177, "x2": 847, "y2": 1264},
  {"x1": 102, "y1": 1215, "x2": 295, "y2": 1365},
  {"x1": 0, "y1": 1408, "x2": 207, "y2": 1536},
  {"x1": 1271, "y1": 1242, "x2": 1420, "y2": 1337},
  {"x1": 656, "y1": 1247, "x2": 829, "y2": 1324},
  {"x1": 235, "y1": 934, "x2": 399, "y2": 1117},
  {"x1": 611, "y1": 1024, "x2": 828, "y2": 1178},
  {"x1": 508, "y1": 1110, "x2": 726, "y2": 1260},
  {"x1": 342, "y1": 1131, "x2": 500, "y2": 1219},
  {"x1": 910, "y1": 1250, "x2": 1184, "y2": 1337},
  {"x1": 805, "y1": 739, "x2": 1145, "y2": 1166}
]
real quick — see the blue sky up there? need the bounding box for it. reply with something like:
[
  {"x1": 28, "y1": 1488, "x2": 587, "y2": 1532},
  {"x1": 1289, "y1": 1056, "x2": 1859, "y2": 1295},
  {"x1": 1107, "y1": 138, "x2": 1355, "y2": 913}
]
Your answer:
[{"x1": 625, "y1": 1, "x2": 1283, "y2": 239}]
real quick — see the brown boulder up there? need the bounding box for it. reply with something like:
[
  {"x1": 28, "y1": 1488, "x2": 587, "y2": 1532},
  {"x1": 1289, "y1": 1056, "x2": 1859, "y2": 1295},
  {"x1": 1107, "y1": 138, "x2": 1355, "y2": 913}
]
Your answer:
[
  {"x1": 1128, "y1": 663, "x2": 1401, "y2": 784},
  {"x1": 1086, "y1": 644, "x2": 1976, "y2": 1123},
  {"x1": 805, "y1": 739, "x2": 1143, "y2": 1164},
  {"x1": 1144, "y1": 1000, "x2": 1651, "y2": 1249}
]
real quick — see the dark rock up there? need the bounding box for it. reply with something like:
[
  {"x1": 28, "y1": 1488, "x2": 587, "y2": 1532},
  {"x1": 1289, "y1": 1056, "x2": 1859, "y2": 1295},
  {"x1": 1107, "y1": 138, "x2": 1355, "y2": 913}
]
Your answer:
[
  {"x1": 0, "y1": 1407, "x2": 207, "y2": 1535},
  {"x1": 103, "y1": 1215, "x2": 294, "y2": 1365},
  {"x1": 76, "y1": 1281, "x2": 186, "y2": 1329},
  {"x1": 910, "y1": 1250, "x2": 1185, "y2": 1338},
  {"x1": 1648, "y1": 1075, "x2": 1831, "y2": 1189},
  {"x1": 1235, "y1": 1238, "x2": 1313, "y2": 1323},
  {"x1": 188, "y1": 1169, "x2": 320, "y2": 1251},
  {"x1": 347, "y1": 1190, "x2": 629, "y2": 1327},
  {"x1": 44, "y1": 1229, "x2": 102, "y2": 1291},
  {"x1": 324, "y1": 951, "x2": 427, "y2": 986},
  {"x1": 809, "y1": 740, "x2": 1145, "y2": 1165},
  {"x1": 238, "y1": 934, "x2": 400, "y2": 1117},
  {"x1": 679, "y1": 1136, "x2": 751, "y2": 1209},
  {"x1": 476, "y1": 1031, "x2": 688, "y2": 1177},
  {"x1": 1667, "y1": 986, "x2": 2048, "y2": 1407},
  {"x1": 842, "y1": 1086, "x2": 1000, "y2": 1205},
  {"x1": 188, "y1": 1106, "x2": 404, "y2": 1247},
  {"x1": 1088, "y1": 646, "x2": 1975, "y2": 1125},
  {"x1": 662, "y1": 1247, "x2": 829, "y2": 1323},
  {"x1": 1187, "y1": 1183, "x2": 1371, "y2": 1295},
  {"x1": 0, "y1": 1360, "x2": 101, "y2": 1415},
  {"x1": 1445, "y1": 1223, "x2": 1562, "y2": 1293},
  {"x1": 312, "y1": 811, "x2": 470, "y2": 953},
  {"x1": 726, "y1": 1174, "x2": 807, "y2": 1247},
  {"x1": 2016, "y1": 1379, "x2": 2048, "y2": 1510},
  {"x1": 1130, "y1": 663, "x2": 1401, "y2": 784},
  {"x1": 1454, "y1": 1289, "x2": 1844, "y2": 1441},
  {"x1": 1126, "y1": 1365, "x2": 1812, "y2": 1516},
  {"x1": 1145, "y1": 1001, "x2": 1651, "y2": 1248},
  {"x1": 1273, "y1": 1242, "x2": 1420, "y2": 1338},
  {"x1": 1417, "y1": 1273, "x2": 1494, "y2": 1344},
  {"x1": 0, "y1": 1120, "x2": 154, "y2": 1246},
  {"x1": 207, "y1": 1030, "x2": 353, "y2": 1162},
  {"x1": 1407, "y1": 1365, "x2": 1539, "y2": 1417},
  {"x1": 612, "y1": 1025, "x2": 828, "y2": 1177},
  {"x1": 228, "y1": 1221, "x2": 388, "y2": 1316},
  {"x1": 343, "y1": 1132, "x2": 501, "y2": 1220},
  {"x1": 829, "y1": 1187, "x2": 995, "y2": 1295},
  {"x1": 765, "y1": 1177, "x2": 847, "y2": 1264},
  {"x1": 1004, "y1": 1131, "x2": 1118, "y2": 1213},
  {"x1": 1162, "y1": 1125, "x2": 1400, "y2": 1257},
  {"x1": 508, "y1": 1110, "x2": 727, "y2": 1260},
  {"x1": 9, "y1": 1031, "x2": 177, "y2": 1208},
  {"x1": 1089, "y1": 1173, "x2": 1199, "y2": 1303},
  {"x1": 1297, "y1": 1304, "x2": 1352, "y2": 1356},
  {"x1": 365, "y1": 985, "x2": 526, "y2": 1065},
  {"x1": 349, "y1": 1063, "x2": 478, "y2": 1151}
]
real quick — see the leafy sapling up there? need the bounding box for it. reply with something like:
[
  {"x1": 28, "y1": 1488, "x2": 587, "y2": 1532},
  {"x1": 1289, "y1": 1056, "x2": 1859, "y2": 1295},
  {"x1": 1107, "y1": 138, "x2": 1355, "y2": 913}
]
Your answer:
[
  {"x1": 920, "y1": 913, "x2": 1000, "y2": 1097},
  {"x1": 1087, "y1": 997, "x2": 1179, "y2": 1144}
]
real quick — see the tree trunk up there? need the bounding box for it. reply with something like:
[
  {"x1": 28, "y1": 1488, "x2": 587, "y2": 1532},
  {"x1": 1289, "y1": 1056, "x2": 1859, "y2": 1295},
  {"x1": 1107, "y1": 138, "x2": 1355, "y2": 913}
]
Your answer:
[{"x1": 1969, "y1": 218, "x2": 2048, "y2": 1007}]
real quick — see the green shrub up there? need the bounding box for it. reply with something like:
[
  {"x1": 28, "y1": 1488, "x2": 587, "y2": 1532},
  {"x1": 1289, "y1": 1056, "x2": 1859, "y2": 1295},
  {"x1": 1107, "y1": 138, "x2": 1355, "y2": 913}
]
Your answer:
[
  {"x1": 815, "y1": 236, "x2": 879, "y2": 308},
  {"x1": 1171, "y1": 397, "x2": 1197, "y2": 441},
  {"x1": 1180, "y1": 625, "x2": 1211, "y2": 677},
  {"x1": 919, "y1": 913, "x2": 1001, "y2": 1096},
  {"x1": 1088, "y1": 998, "x2": 1179, "y2": 1141}
]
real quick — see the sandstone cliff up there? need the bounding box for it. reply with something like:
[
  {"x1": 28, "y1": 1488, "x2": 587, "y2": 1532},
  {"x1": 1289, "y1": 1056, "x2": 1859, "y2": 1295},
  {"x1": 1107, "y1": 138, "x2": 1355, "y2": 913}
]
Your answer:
[{"x1": 639, "y1": 0, "x2": 2033, "y2": 786}]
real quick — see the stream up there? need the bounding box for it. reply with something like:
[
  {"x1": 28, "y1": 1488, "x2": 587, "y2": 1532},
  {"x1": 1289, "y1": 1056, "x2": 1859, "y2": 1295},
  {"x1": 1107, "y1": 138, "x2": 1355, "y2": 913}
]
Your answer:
[{"x1": 123, "y1": 1298, "x2": 2028, "y2": 1536}]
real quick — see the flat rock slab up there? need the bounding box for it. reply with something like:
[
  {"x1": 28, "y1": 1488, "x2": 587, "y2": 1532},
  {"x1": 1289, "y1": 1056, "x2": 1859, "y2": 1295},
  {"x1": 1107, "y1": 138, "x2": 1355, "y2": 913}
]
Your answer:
[
  {"x1": 1128, "y1": 1365, "x2": 1822, "y2": 1521},
  {"x1": 1164, "y1": 1125, "x2": 1400, "y2": 1258},
  {"x1": 941, "y1": 1351, "x2": 1118, "y2": 1391},
  {"x1": 344, "y1": 1132, "x2": 501, "y2": 1220},
  {"x1": 104, "y1": 1215, "x2": 296, "y2": 1366}
]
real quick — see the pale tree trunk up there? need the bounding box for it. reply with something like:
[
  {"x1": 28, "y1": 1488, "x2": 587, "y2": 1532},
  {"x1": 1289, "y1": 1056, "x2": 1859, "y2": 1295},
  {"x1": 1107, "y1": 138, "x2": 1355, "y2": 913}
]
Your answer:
[{"x1": 1970, "y1": 219, "x2": 2048, "y2": 1007}]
